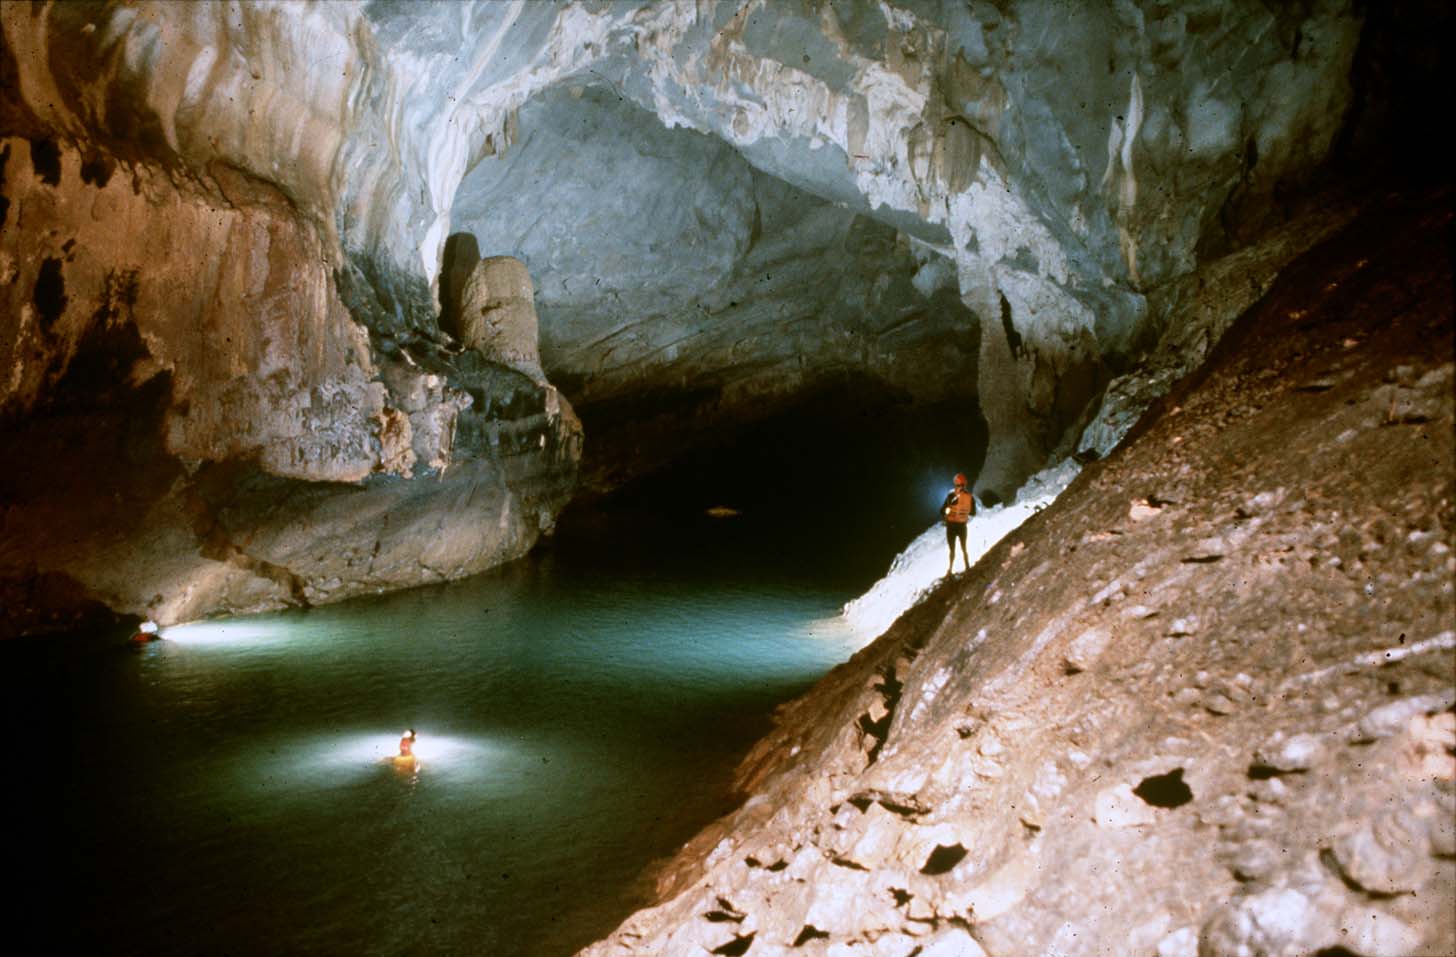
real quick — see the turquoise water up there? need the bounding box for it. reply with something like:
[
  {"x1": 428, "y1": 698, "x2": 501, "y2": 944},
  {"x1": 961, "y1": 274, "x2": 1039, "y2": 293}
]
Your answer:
[{"x1": 3, "y1": 515, "x2": 867, "y2": 955}]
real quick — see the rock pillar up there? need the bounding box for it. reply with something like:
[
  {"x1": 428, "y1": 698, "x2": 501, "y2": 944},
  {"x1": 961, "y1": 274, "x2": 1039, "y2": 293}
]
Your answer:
[{"x1": 452, "y1": 255, "x2": 544, "y2": 382}]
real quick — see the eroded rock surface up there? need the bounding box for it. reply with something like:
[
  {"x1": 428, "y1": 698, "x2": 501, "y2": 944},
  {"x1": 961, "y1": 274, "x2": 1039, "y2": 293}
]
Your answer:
[
  {"x1": 431, "y1": 0, "x2": 1367, "y2": 498},
  {"x1": 577, "y1": 196, "x2": 1455, "y2": 957},
  {"x1": 6, "y1": 1, "x2": 1368, "y2": 492},
  {"x1": 0, "y1": 129, "x2": 580, "y2": 632},
  {"x1": 454, "y1": 255, "x2": 546, "y2": 382},
  {"x1": 0, "y1": 0, "x2": 1417, "y2": 631}
]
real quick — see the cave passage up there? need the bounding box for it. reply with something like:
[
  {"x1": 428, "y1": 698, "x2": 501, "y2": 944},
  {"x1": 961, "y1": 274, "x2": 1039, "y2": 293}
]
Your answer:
[
  {"x1": 577, "y1": 372, "x2": 990, "y2": 586},
  {"x1": 1, "y1": 515, "x2": 865, "y2": 956}
]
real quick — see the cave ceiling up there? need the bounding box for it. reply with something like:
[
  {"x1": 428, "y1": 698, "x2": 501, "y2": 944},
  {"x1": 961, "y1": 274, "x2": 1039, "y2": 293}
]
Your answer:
[{"x1": 4, "y1": 0, "x2": 1363, "y2": 491}]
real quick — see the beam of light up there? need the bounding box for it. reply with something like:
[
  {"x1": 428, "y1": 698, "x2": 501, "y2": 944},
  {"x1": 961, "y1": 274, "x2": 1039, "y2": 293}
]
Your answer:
[
  {"x1": 243, "y1": 731, "x2": 506, "y2": 793},
  {"x1": 795, "y1": 613, "x2": 858, "y2": 651},
  {"x1": 843, "y1": 459, "x2": 1082, "y2": 642},
  {"x1": 158, "y1": 619, "x2": 295, "y2": 645},
  {"x1": 313, "y1": 731, "x2": 495, "y2": 769}
]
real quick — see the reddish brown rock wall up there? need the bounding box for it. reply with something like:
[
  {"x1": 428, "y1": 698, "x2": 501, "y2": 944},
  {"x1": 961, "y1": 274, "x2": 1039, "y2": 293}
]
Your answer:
[{"x1": 0, "y1": 132, "x2": 581, "y2": 635}]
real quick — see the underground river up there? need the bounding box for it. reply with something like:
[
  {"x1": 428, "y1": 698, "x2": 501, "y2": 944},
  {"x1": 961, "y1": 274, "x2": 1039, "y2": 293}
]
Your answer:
[{"x1": 2, "y1": 505, "x2": 919, "y2": 956}]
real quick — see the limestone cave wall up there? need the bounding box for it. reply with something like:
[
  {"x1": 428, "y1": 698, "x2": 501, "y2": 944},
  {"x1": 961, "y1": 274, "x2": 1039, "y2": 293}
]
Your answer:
[{"x1": 0, "y1": 0, "x2": 1384, "y2": 632}]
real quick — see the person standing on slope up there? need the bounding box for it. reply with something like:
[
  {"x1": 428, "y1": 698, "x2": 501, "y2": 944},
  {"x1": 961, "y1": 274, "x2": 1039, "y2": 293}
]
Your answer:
[{"x1": 942, "y1": 472, "x2": 975, "y2": 576}]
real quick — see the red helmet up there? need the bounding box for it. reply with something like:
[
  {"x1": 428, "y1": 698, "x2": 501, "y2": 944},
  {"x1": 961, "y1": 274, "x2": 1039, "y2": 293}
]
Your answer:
[{"x1": 953, "y1": 473, "x2": 967, "y2": 487}]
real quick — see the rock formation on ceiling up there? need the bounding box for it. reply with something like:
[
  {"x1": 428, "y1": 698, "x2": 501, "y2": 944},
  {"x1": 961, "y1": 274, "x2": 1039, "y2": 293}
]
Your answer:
[
  {"x1": 579, "y1": 192, "x2": 1455, "y2": 957},
  {"x1": 0, "y1": 0, "x2": 1377, "y2": 633}
]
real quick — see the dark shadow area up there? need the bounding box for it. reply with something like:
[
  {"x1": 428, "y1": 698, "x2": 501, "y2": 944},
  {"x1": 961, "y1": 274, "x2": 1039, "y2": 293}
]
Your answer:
[
  {"x1": 919, "y1": 842, "x2": 969, "y2": 875},
  {"x1": 0, "y1": 294, "x2": 180, "y2": 637},
  {"x1": 710, "y1": 933, "x2": 755, "y2": 956},
  {"x1": 793, "y1": 925, "x2": 830, "y2": 946},
  {"x1": 1133, "y1": 768, "x2": 1194, "y2": 809},
  {"x1": 438, "y1": 230, "x2": 480, "y2": 343},
  {"x1": 28, "y1": 136, "x2": 60, "y2": 185},
  {"x1": 1333, "y1": 0, "x2": 1452, "y2": 187},
  {"x1": 563, "y1": 373, "x2": 989, "y2": 590}
]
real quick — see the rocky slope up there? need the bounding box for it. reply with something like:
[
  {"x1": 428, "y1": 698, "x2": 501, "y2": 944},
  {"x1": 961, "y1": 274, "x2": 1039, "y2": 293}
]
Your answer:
[{"x1": 578, "y1": 193, "x2": 1455, "y2": 957}]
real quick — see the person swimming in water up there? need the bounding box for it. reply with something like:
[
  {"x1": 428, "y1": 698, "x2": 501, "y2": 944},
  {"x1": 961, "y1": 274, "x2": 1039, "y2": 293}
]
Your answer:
[{"x1": 391, "y1": 729, "x2": 419, "y2": 773}]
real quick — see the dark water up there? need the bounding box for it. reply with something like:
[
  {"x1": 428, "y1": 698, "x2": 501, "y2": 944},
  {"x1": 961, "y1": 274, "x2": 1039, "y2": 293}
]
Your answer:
[{"x1": 2, "y1": 513, "x2": 874, "y2": 956}]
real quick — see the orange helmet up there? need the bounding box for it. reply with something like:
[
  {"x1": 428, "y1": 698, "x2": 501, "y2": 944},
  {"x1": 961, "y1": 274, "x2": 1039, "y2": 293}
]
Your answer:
[{"x1": 953, "y1": 473, "x2": 967, "y2": 487}]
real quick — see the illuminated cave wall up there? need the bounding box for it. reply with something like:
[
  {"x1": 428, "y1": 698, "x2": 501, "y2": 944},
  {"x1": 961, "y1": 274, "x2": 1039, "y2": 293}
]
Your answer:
[{"x1": 0, "y1": 0, "x2": 1366, "y2": 630}]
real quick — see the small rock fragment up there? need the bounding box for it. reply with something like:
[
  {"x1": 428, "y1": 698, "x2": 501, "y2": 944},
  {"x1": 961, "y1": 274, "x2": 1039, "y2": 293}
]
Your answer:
[
  {"x1": 1130, "y1": 913, "x2": 1173, "y2": 954},
  {"x1": 956, "y1": 854, "x2": 1036, "y2": 920},
  {"x1": 918, "y1": 928, "x2": 987, "y2": 957},
  {"x1": 1203, "y1": 690, "x2": 1237, "y2": 715},
  {"x1": 1228, "y1": 839, "x2": 1283, "y2": 881},
  {"x1": 865, "y1": 932, "x2": 926, "y2": 955},
  {"x1": 1246, "y1": 776, "x2": 1291, "y2": 805},
  {"x1": 1167, "y1": 616, "x2": 1198, "y2": 636},
  {"x1": 905, "y1": 893, "x2": 937, "y2": 922},
  {"x1": 1095, "y1": 783, "x2": 1158, "y2": 828},
  {"x1": 1404, "y1": 711, "x2": 1456, "y2": 780},
  {"x1": 1337, "y1": 904, "x2": 1424, "y2": 957},
  {"x1": 1063, "y1": 627, "x2": 1111, "y2": 673},
  {"x1": 1200, "y1": 887, "x2": 1327, "y2": 957},
  {"x1": 1245, "y1": 489, "x2": 1286, "y2": 513},
  {"x1": 1255, "y1": 732, "x2": 1325, "y2": 773},
  {"x1": 1184, "y1": 536, "x2": 1228, "y2": 562},
  {"x1": 1130, "y1": 499, "x2": 1164, "y2": 521},
  {"x1": 1330, "y1": 813, "x2": 1432, "y2": 895},
  {"x1": 1414, "y1": 364, "x2": 1453, "y2": 391},
  {"x1": 1156, "y1": 926, "x2": 1198, "y2": 957},
  {"x1": 1354, "y1": 692, "x2": 1456, "y2": 742},
  {"x1": 1172, "y1": 686, "x2": 1202, "y2": 707},
  {"x1": 1428, "y1": 802, "x2": 1456, "y2": 856}
]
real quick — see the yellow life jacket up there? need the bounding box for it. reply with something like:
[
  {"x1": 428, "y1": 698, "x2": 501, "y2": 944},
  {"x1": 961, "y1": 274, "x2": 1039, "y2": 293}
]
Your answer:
[{"x1": 946, "y1": 488, "x2": 973, "y2": 523}]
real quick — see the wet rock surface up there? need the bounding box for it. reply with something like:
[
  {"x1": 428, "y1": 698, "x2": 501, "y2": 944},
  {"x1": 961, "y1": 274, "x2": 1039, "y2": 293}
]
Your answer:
[
  {"x1": 578, "y1": 196, "x2": 1455, "y2": 957},
  {"x1": 0, "y1": 131, "x2": 581, "y2": 633}
]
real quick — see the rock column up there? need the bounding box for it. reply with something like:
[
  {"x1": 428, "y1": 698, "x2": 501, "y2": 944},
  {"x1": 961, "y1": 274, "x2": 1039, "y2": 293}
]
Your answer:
[{"x1": 451, "y1": 255, "x2": 545, "y2": 383}]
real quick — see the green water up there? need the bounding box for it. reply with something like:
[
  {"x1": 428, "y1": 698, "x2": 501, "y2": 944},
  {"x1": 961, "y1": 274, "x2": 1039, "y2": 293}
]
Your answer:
[{"x1": 3, "y1": 515, "x2": 870, "y2": 955}]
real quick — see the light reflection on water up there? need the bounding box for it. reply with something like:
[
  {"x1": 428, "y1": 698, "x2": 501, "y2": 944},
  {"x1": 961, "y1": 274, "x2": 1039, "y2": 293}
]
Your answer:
[
  {"x1": 159, "y1": 619, "x2": 296, "y2": 645},
  {"x1": 246, "y1": 732, "x2": 500, "y2": 787},
  {"x1": 3, "y1": 520, "x2": 865, "y2": 956}
]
